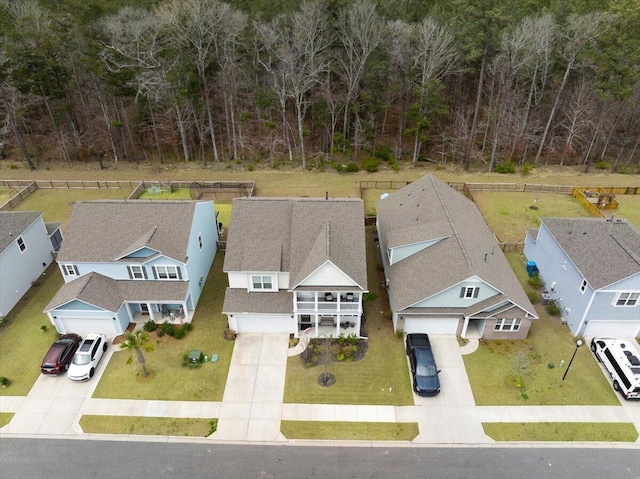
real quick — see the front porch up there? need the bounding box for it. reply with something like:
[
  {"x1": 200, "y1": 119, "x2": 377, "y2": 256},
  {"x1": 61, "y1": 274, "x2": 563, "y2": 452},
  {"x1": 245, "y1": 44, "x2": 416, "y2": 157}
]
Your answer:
[
  {"x1": 298, "y1": 313, "x2": 361, "y2": 338},
  {"x1": 129, "y1": 301, "x2": 192, "y2": 325}
]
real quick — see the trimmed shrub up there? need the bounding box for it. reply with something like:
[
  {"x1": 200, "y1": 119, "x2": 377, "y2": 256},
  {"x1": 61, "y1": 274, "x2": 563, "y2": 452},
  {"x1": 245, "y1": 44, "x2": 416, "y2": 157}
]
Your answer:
[
  {"x1": 143, "y1": 320, "x2": 157, "y2": 332},
  {"x1": 161, "y1": 321, "x2": 176, "y2": 336}
]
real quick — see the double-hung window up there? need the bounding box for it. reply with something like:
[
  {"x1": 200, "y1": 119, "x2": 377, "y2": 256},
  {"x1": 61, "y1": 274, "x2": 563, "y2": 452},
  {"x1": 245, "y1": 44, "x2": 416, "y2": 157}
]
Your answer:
[
  {"x1": 127, "y1": 265, "x2": 146, "y2": 280},
  {"x1": 251, "y1": 275, "x2": 273, "y2": 291},
  {"x1": 17, "y1": 236, "x2": 26, "y2": 253},
  {"x1": 155, "y1": 265, "x2": 179, "y2": 280},
  {"x1": 615, "y1": 292, "x2": 639, "y2": 307},
  {"x1": 494, "y1": 318, "x2": 522, "y2": 332},
  {"x1": 580, "y1": 279, "x2": 588, "y2": 294}
]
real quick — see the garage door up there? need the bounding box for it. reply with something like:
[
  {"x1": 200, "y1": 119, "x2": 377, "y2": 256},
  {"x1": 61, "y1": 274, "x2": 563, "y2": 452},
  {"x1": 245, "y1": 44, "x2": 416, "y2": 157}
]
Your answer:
[
  {"x1": 234, "y1": 315, "x2": 292, "y2": 334},
  {"x1": 403, "y1": 317, "x2": 459, "y2": 335},
  {"x1": 584, "y1": 320, "x2": 640, "y2": 338},
  {"x1": 58, "y1": 317, "x2": 118, "y2": 336}
]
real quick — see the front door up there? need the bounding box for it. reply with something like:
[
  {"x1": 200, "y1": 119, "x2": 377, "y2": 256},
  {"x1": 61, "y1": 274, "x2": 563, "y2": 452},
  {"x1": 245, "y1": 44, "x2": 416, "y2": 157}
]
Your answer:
[{"x1": 141, "y1": 303, "x2": 149, "y2": 315}]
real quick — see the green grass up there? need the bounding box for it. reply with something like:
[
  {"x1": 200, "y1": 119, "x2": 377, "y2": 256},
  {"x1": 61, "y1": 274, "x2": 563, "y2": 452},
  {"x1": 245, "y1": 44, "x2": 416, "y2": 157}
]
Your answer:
[
  {"x1": 614, "y1": 194, "x2": 640, "y2": 227},
  {"x1": 91, "y1": 253, "x2": 233, "y2": 401},
  {"x1": 483, "y1": 422, "x2": 639, "y2": 442},
  {"x1": 79, "y1": 415, "x2": 216, "y2": 437},
  {"x1": 281, "y1": 421, "x2": 419, "y2": 441},
  {"x1": 215, "y1": 204, "x2": 232, "y2": 228},
  {"x1": 138, "y1": 188, "x2": 191, "y2": 200},
  {"x1": 472, "y1": 192, "x2": 591, "y2": 243},
  {"x1": 283, "y1": 226, "x2": 414, "y2": 406},
  {"x1": 463, "y1": 253, "x2": 620, "y2": 406},
  {"x1": 0, "y1": 264, "x2": 64, "y2": 396},
  {"x1": 0, "y1": 413, "x2": 14, "y2": 428},
  {"x1": 12, "y1": 188, "x2": 132, "y2": 231}
]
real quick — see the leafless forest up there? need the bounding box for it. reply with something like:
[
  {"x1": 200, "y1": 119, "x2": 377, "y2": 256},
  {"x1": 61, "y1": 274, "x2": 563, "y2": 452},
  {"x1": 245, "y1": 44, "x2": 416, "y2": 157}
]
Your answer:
[{"x1": 1, "y1": 0, "x2": 639, "y2": 172}]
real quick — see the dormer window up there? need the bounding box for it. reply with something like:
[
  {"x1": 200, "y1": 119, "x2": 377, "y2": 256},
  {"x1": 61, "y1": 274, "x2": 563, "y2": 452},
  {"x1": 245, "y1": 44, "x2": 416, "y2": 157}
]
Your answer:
[{"x1": 251, "y1": 275, "x2": 274, "y2": 291}]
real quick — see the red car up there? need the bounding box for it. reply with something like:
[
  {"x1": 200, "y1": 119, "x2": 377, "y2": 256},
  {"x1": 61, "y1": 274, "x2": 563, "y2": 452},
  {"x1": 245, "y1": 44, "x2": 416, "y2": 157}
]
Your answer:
[{"x1": 40, "y1": 334, "x2": 82, "y2": 375}]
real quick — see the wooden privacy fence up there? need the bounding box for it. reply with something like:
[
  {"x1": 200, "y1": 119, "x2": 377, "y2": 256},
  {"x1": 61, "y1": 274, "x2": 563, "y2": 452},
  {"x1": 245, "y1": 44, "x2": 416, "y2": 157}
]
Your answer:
[{"x1": 0, "y1": 181, "x2": 37, "y2": 211}]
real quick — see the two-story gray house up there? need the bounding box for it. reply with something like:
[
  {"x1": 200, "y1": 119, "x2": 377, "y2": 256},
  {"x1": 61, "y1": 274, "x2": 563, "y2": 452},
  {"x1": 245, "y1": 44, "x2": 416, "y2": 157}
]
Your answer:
[
  {"x1": 0, "y1": 211, "x2": 62, "y2": 318},
  {"x1": 524, "y1": 217, "x2": 640, "y2": 338},
  {"x1": 377, "y1": 175, "x2": 537, "y2": 339},
  {"x1": 222, "y1": 197, "x2": 367, "y2": 338},
  {"x1": 44, "y1": 200, "x2": 217, "y2": 336}
]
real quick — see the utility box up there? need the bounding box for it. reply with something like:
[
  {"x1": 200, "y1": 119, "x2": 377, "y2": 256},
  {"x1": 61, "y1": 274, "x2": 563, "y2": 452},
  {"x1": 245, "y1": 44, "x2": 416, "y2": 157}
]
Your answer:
[
  {"x1": 541, "y1": 293, "x2": 552, "y2": 305},
  {"x1": 188, "y1": 350, "x2": 204, "y2": 364}
]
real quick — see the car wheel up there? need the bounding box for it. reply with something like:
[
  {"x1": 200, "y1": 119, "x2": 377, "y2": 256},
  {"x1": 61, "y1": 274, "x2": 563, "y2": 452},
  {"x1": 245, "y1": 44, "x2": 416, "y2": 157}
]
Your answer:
[
  {"x1": 613, "y1": 380, "x2": 620, "y2": 391},
  {"x1": 64, "y1": 363, "x2": 69, "y2": 371},
  {"x1": 89, "y1": 368, "x2": 95, "y2": 379},
  {"x1": 103, "y1": 342, "x2": 107, "y2": 352}
]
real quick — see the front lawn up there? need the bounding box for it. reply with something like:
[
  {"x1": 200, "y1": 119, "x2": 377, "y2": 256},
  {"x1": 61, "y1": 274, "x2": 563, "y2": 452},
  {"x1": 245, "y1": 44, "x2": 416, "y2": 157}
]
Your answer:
[
  {"x1": 463, "y1": 253, "x2": 620, "y2": 406},
  {"x1": 281, "y1": 421, "x2": 419, "y2": 441},
  {"x1": 92, "y1": 253, "x2": 234, "y2": 401},
  {"x1": 0, "y1": 265, "x2": 63, "y2": 396},
  {"x1": 483, "y1": 422, "x2": 638, "y2": 442},
  {"x1": 79, "y1": 415, "x2": 216, "y2": 437},
  {"x1": 283, "y1": 227, "x2": 414, "y2": 406},
  {"x1": 472, "y1": 192, "x2": 591, "y2": 243}
]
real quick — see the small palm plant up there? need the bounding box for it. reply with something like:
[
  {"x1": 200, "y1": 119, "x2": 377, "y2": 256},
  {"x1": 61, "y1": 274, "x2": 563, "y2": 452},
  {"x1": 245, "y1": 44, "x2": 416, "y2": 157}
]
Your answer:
[{"x1": 120, "y1": 329, "x2": 154, "y2": 377}]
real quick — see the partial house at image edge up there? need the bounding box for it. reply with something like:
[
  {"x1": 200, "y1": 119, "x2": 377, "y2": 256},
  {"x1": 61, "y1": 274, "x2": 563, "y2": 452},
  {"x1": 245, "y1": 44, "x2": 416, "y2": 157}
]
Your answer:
[
  {"x1": 44, "y1": 200, "x2": 218, "y2": 336},
  {"x1": 376, "y1": 174, "x2": 537, "y2": 340},
  {"x1": 222, "y1": 197, "x2": 367, "y2": 338},
  {"x1": 0, "y1": 211, "x2": 62, "y2": 318},
  {"x1": 525, "y1": 217, "x2": 640, "y2": 338}
]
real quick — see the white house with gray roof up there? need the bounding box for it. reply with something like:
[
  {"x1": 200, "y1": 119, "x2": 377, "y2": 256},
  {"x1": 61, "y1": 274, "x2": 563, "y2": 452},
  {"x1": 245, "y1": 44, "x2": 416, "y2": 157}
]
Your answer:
[
  {"x1": 525, "y1": 217, "x2": 640, "y2": 338},
  {"x1": 44, "y1": 200, "x2": 217, "y2": 336},
  {"x1": 377, "y1": 175, "x2": 537, "y2": 339},
  {"x1": 222, "y1": 197, "x2": 367, "y2": 338},
  {"x1": 1, "y1": 211, "x2": 62, "y2": 318}
]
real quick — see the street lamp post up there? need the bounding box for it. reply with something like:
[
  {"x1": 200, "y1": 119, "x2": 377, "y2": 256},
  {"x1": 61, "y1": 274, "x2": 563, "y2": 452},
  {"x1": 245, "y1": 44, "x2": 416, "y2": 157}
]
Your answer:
[{"x1": 562, "y1": 339, "x2": 583, "y2": 381}]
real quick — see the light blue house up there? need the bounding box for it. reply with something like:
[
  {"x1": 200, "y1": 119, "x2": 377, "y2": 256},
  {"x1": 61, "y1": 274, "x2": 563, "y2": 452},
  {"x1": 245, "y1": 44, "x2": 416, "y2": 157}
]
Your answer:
[
  {"x1": 524, "y1": 217, "x2": 640, "y2": 338},
  {"x1": 377, "y1": 175, "x2": 537, "y2": 339},
  {"x1": 45, "y1": 200, "x2": 218, "y2": 336},
  {"x1": 1, "y1": 211, "x2": 62, "y2": 318}
]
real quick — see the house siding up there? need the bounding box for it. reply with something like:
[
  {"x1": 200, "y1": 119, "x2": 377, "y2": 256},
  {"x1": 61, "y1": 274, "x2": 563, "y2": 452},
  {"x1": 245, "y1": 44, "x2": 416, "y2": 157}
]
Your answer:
[
  {"x1": 411, "y1": 280, "x2": 499, "y2": 308},
  {"x1": 184, "y1": 201, "x2": 218, "y2": 308},
  {"x1": 0, "y1": 216, "x2": 55, "y2": 317},
  {"x1": 390, "y1": 239, "x2": 440, "y2": 265},
  {"x1": 481, "y1": 318, "x2": 532, "y2": 340},
  {"x1": 296, "y1": 261, "x2": 359, "y2": 287}
]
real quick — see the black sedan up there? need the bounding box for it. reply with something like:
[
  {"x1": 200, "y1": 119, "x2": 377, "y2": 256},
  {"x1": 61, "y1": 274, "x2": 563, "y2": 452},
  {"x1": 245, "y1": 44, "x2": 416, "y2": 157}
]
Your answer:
[{"x1": 40, "y1": 333, "x2": 82, "y2": 375}]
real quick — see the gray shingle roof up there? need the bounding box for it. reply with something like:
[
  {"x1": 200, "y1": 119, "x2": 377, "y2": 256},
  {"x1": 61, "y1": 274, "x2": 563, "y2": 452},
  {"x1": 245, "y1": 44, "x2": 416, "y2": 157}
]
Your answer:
[
  {"x1": 45, "y1": 272, "x2": 189, "y2": 312},
  {"x1": 540, "y1": 217, "x2": 640, "y2": 289},
  {"x1": 56, "y1": 201, "x2": 204, "y2": 263},
  {"x1": 377, "y1": 175, "x2": 536, "y2": 317},
  {"x1": 223, "y1": 197, "x2": 367, "y2": 290},
  {"x1": 222, "y1": 288, "x2": 293, "y2": 314},
  {"x1": 0, "y1": 211, "x2": 42, "y2": 251}
]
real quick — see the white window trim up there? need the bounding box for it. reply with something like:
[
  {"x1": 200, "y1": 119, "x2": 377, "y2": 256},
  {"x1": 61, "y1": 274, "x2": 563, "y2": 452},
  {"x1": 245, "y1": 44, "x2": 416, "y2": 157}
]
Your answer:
[
  {"x1": 464, "y1": 287, "x2": 479, "y2": 299},
  {"x1": 154, "y1": 265, "x2": 179, "y2": 280},
  {"x1": 129, "y1": 265, "x2": 145, "y2": 280},
  {"x1": 64, "y1": 264, "x2": 78, "y2": 276},
  {"x1": 494, "y1": 318, "x2": 522, "y2": 332},
  {"x1": 17, "y1": 236, "x2": 27, "y2": 253},
  {"x1": 614, "y1": 292, "x2": 639, "y2": 307},
  {"x1": 249, "y1": 274, "x2": 275, "y2": 291},
  {"x1": 580, "y1": 279, "x2": 588, "y2": 294}
]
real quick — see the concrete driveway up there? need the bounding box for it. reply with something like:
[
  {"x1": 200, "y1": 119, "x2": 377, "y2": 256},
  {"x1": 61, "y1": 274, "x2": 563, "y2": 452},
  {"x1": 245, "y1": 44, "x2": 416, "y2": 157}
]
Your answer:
[
  {"x1": 407, "y1": 335, "x2": 491, "y2": 444},
  {"x1": 1, "y1": 346, "x2": 115, "y2": 435}
]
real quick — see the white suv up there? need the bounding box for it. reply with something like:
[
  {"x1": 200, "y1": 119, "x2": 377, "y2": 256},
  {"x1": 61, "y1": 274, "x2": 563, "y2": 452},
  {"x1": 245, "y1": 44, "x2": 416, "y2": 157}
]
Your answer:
[{"x1": 68, "y1": 333, "x2": 108, "y2": 381}]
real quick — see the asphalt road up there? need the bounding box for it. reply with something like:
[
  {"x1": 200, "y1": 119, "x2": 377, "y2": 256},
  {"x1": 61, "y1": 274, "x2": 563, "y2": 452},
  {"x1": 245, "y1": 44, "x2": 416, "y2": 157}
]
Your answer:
[{"x1": 1, "y1": 439, "x2": 639, "y2": 479}]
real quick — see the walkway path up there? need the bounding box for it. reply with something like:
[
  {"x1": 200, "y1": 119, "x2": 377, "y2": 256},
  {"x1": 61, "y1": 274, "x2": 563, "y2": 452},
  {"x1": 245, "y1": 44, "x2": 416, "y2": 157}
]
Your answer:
[{"x1": 1, "y1": 334, "x2": 639, "y2": 446}]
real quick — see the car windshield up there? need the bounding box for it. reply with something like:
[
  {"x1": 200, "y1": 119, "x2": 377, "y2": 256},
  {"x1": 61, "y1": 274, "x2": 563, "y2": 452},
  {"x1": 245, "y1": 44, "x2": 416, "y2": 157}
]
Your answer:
[
  {"x1": 416, "y1": 365, "x2": 437, "y2": 377},
  {"x1": 73, "y1": 353, "x2": 91, "y2": 365}
]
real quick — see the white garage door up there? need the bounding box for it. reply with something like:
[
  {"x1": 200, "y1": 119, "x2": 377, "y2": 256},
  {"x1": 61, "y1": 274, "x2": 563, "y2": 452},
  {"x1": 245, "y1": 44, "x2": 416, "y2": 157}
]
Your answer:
[
  {"x1": 584, "y1": 320, "x2": 640, "y2": 338},
  {"x1": 234, "y1": 315, "x2": 292, "y2": 334},
  {"x1": 403, "y1": 317, "x2": 459, "y2": 335},
  {"x1": 58, "y1": 317, "x2": 118, "y2": 336}
]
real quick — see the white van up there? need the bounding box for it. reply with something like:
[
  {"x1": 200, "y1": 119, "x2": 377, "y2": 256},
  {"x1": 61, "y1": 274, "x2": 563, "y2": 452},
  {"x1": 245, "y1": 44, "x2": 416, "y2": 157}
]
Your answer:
[{"x1": 590, "y1": 337, "x2": 640, "y2": 400}]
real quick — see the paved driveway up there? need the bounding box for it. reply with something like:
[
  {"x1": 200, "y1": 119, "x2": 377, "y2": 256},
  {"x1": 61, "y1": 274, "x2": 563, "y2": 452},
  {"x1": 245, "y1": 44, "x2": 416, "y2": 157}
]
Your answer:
[{"x1": 407, "y1": 335, "x2": 491, "y2": 444}]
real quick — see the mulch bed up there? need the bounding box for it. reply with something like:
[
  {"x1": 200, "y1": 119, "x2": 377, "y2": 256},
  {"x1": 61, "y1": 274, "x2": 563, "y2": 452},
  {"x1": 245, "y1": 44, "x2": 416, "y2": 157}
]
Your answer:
[{"x1": 300, "y1": 338, "x2": 368, "y2": 368}]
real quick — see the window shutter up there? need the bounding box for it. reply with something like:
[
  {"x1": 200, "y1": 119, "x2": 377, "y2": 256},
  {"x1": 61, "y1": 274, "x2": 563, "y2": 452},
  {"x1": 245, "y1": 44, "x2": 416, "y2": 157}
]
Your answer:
[
  {"x1": 127, "y1": 266, "x2": 133, "y2": 279},
  {"x1": 177, "y1": 267, "x2": 182, "y2": 280},
  {"x1": 62, "y1": 265, "x2": 68, "y2": 276},
  {"x1": 473, "y1": 288, "x2": 479, "y2": 298},
  {"x1": 460, "y1": 287, "x2": 465, "y2": 298},
  {"x1": 73, "y1": 265, "x2": 79, "y2": 275},
  {"x1": 142, "y1": 267, "x2": 148, "y2": 279},
  {"x1": 152, "y1": 267, "x2": 157, "y2": 279}
]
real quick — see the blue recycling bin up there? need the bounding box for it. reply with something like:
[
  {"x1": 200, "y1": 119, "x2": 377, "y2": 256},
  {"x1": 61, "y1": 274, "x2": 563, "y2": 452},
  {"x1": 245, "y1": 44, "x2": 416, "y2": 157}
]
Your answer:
[{"x1": 526, "y1": 261, "x2": 539, "y2": 277}]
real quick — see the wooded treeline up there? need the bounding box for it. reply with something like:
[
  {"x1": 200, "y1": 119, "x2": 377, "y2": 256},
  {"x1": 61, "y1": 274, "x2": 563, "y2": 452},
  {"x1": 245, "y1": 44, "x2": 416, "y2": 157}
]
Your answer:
[{"x1": 1, "y1": 0, "x2": 639, "y2": 172}]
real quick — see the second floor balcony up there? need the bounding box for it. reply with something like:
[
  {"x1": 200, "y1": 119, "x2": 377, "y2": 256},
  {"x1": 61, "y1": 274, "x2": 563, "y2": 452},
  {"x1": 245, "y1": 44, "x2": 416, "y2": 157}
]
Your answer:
[{"x1": 295, "y1": 291, "x2": 361, "y2": 312}]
